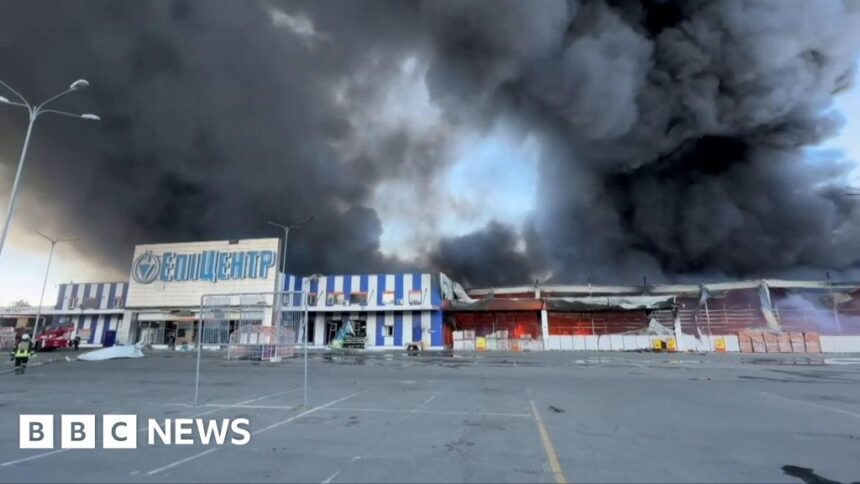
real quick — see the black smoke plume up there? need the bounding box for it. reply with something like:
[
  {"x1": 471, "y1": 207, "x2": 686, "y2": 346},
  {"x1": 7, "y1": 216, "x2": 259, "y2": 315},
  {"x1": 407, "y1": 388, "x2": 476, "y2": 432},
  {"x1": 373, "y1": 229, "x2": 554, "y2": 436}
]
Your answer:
[
  {"x1": 0, "y1": 0, "x2": 423, "y2": 278},
  {"x1": 422, "y1": 0, "x2": 860, "y2": 285},
  {"x1": 1, "y1": 1, "x2": 859, "y2": 287}
]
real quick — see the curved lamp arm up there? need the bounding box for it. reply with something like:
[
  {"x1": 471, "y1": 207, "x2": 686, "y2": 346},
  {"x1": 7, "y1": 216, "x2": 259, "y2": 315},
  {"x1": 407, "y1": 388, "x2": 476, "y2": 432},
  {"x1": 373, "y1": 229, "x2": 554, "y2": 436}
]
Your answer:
[
  {"x1": 0, "y1": 79, "x2": 30, "y2": 108},
  {"x1": 38, "y1": 109, "x2": 100, "y2": 121}
]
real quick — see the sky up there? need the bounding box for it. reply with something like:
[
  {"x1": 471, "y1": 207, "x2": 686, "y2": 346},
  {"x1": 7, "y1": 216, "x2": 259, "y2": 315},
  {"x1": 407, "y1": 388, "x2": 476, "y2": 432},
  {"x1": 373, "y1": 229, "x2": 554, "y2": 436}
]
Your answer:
[
  {"x1": 2, "y1": 0, "x2": 860, "y2": 306},
  {"x1": 824, "y1": 79, "x2": 860, "y2": 169}
]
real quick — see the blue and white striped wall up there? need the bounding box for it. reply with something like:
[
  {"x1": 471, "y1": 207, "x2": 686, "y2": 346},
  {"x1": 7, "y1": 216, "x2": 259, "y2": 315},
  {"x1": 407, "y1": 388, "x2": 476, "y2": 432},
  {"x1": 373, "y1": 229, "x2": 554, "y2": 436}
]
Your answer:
[
  {"x1": 48, "y1": 282, "x2": 127, "y2": 345},
  {"x1": 282, "y1": 273, "x2": 445, "y2": 348},
  {"x1": 55, "y1": 282, "x2": 128, "y2": 310},
  {"x1": 49, "y1": 313, "x2": 124, "y2": 345},
  {"x1": 304, "y1": 309, "x2": 443, "y2": 348}
]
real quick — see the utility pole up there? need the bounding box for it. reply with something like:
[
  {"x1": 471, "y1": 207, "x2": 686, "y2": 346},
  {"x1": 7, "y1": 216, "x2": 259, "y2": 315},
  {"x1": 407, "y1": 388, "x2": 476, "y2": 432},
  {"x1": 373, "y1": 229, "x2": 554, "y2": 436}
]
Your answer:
[
  {"x1": 268, "y1": 215, "x2": 313, "y2": 287},
  {"x1": 32, "y1": 232, "x2": 78, "y2": 342},
  {"x1": 268, "y1": 216, "x2": 313, "y2": 330}
]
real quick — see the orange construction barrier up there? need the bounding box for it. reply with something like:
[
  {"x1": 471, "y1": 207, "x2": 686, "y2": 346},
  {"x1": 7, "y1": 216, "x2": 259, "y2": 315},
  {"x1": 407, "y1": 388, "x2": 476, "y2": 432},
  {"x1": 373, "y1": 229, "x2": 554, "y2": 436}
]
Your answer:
[
  {"x1": 776, "y1": 333, "x2": 792, "y2": 353},
  {"x1": 789, "y1": 332, "x2": 806, "y2": 353},
  {"x1": 738, "y1": 331, "x2": 754, "y2": 353},
  {"x1": 750, "y1": 332, "x2": 767, "y2": 353},
  {"x1": 762, "y1": 332, "x2": 779, "y2": 353},
  {"x1": 803, "y1": 332, "x2": 821, "y2": 353}
]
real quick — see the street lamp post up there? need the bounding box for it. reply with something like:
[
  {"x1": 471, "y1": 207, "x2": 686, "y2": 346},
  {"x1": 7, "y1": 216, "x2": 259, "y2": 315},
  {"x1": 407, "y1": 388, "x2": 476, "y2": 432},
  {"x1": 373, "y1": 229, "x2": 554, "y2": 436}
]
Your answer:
[
  {"x1": 301, "y1": 273, "x2": 323, "y2": 407},
  {"x1": 0, "y1": 79, "x2": 99, "y2": 260},
  {"x1": 268, "y1": 216, "x2": 312, "y2": 348},
  {"x1": 31, "y1": 232, "x2": 77, "y2": 344},
  {"x1": 268, "y1": 216, "x2": 313, "y2": 286}
]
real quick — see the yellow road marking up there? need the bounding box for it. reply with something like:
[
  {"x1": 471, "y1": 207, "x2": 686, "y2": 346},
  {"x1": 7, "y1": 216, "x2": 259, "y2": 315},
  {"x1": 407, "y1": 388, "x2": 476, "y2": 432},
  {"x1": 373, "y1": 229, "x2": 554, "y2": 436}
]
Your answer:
[{"x1": 530, "y1": 399, "x2": 568, "y2": 484}]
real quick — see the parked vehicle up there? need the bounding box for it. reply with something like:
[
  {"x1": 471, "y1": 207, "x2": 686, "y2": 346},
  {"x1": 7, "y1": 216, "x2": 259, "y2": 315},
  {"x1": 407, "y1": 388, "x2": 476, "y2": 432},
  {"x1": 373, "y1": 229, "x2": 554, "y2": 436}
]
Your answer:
[{"x1": 35, "y1": 325, "x2": 74, "y2": 351}]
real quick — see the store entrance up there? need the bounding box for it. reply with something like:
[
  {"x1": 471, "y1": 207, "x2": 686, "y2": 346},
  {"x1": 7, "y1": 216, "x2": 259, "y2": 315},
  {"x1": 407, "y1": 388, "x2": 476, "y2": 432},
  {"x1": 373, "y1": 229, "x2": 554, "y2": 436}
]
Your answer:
[
  {"x1": 306, "y1": 319, "x2": 315, "y2": 345},
  {"x1": 324, "y1": 319, "x2": 367, "y2": 347},
  {"x1": 165, "y1": 322, "x2": 178, "y2": 348},
  {"x1": 325, "y1": 320, "x2": 343, "y2": 345}
]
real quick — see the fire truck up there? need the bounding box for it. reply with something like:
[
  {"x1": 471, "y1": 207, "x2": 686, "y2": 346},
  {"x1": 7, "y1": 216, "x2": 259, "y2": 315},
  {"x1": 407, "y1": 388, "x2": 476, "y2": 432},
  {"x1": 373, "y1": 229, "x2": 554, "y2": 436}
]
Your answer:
[{"x1": 35, "y1": 325, "x2": 74, "y2": 351}]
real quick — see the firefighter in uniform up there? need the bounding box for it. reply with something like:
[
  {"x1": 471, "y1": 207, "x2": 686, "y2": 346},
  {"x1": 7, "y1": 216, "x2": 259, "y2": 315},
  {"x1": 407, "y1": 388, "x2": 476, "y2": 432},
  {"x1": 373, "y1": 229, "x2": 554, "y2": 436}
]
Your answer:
[{"x1": 11, "y1": 334, "x2": 34, "y2": 375}]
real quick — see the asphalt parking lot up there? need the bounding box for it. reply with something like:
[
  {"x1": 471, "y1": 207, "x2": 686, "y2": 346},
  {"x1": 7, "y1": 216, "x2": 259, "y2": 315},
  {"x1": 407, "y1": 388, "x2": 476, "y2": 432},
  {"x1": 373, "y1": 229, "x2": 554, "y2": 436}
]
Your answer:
[{"x1": 1, "y1": 349, "x2": 859, "y2": 483}]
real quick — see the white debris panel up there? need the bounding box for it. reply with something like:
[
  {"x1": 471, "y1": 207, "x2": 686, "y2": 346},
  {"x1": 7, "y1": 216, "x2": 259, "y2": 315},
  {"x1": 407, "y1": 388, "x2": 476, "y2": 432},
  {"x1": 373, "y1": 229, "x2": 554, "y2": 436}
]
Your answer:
[{"x1": 77, "y1": 345, "x2": 144, "y2": 361}]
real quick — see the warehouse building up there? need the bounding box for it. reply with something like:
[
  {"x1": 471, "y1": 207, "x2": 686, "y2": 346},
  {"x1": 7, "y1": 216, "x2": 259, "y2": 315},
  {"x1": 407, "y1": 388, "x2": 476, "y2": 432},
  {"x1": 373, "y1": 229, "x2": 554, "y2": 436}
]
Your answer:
[
  {"x1": 444, "y1": 280, "x2": 860, "y2": 352},
  {"x1": 8, "y1": 236, "x2": 860, "y2": 353}
]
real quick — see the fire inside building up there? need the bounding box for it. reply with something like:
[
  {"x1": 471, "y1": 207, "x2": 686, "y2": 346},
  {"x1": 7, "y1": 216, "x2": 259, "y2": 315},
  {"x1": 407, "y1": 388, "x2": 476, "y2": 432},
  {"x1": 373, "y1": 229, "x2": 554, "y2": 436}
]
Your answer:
[
  {"x1": 444, "y1": 281, "x2": 860, "y2": 352},
  {"x1": 2, "y1": 238, "x2": 860, "y2": 353}
]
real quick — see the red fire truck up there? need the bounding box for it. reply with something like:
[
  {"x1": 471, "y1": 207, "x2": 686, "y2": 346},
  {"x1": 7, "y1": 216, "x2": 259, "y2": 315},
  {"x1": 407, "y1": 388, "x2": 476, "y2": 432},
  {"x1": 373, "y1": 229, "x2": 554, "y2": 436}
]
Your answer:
[{"x1": 35, "y1": 326, "x2": 74, "y2": 351}]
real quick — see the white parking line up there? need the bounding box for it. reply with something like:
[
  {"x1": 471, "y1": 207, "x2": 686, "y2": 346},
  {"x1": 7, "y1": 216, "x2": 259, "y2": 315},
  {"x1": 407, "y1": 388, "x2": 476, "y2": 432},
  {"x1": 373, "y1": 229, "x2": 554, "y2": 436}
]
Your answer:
[
  {"x1": 759, "y1": 391, "x2": 860, "y2": 419},
  {"x1": 319, "y1": 394, "x2": 436, "y2": 483},
  {"x1": 0, "y1": 450, "x2": 66, "y2": 467},
  {"x1": 198, "y1": 403, "x2": 300, "y2": 410},
  {"x1": 415, "y1": 394, "x2": 436, "y2": 409},
  {"x1": 321, "y1": 407, "x2": 531, "y2": 418},
  {"x1": 146, "y1": 390, "x2": 366, "y2": 476},
  {"x1": 321, "y1": 456, "x2": 361, "y2": 484},
  {"x1": 0, "y1": 386, "x2": 308, "y2": 468}
]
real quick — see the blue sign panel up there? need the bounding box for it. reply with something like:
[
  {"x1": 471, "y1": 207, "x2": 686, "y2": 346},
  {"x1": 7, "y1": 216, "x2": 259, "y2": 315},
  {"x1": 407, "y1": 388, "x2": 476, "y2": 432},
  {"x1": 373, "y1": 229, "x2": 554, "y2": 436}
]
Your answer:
[{"x1": 132, "y1": 249, "x2": 276, "y2": 284}]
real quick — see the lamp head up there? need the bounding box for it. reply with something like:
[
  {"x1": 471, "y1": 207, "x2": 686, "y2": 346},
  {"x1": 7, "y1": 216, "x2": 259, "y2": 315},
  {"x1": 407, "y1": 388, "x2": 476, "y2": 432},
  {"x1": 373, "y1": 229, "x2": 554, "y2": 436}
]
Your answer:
[{"x1": 70, "y1": 79, "x2": 90, "y2": 90}]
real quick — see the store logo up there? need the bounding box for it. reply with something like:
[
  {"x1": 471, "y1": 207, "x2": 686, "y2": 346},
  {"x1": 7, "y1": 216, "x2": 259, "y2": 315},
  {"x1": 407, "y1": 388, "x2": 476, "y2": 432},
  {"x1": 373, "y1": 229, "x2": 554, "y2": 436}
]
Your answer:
[
  {"x1": 19, "y1": 415, "x2": 251, "y2": 449},
  {"x1": 132, "y1": 251, "x2": 161, "y2": 284}
]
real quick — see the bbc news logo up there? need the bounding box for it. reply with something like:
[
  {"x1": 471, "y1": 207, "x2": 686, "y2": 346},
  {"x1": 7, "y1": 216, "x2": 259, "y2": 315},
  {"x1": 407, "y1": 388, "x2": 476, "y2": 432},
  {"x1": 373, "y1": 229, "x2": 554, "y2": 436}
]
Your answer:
[{"x1": 19, "y1": 415, "x2": 250, "y2": 449}]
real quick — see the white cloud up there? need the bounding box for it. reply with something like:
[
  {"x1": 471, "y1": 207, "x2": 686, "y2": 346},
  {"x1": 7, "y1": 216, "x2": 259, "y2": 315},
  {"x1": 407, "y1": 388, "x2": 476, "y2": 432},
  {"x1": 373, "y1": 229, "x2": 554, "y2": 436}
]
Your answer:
[
  {"x1": 819, "y1": 75, "x2": 860, "y2": 184},
  {"x1": 266, "y1": 5, "x2": 325, "y2": 46}
]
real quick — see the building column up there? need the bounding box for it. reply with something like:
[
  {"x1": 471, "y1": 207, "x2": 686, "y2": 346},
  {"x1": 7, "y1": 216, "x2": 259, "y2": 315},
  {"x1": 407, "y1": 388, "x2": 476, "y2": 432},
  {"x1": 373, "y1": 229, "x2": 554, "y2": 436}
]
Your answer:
[
  {"x1": 540, "y1": 309, "x2": 549, "y2": 350},
  {"x1": 117, "y1": 310, "x2": 134, "y2": 345},
  {"x1": 759, "y1": 280, "x2": 782, "y2": 331},
  {"x1": 313, "y1": 312, "x2": 325, "y2": 346},
  {"x1": 673, "y1": 309, "x2": 684, "y2": 351}
]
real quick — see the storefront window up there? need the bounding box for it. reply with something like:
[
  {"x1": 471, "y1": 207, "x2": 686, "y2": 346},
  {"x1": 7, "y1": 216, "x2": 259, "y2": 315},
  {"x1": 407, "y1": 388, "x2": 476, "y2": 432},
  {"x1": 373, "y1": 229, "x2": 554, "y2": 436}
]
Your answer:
[
  {"x1": 81, "y1": 297, "x2": 99, "y2": 309},
  {"x1": 381, "y1": 291, "x2": 395, "y2": 305},
  {"x1": 326, "y1": 292, "x2": 345, "y2": 306},
  {"x1": 349, "y1": 292, "x2": 368, "y2": 305},
  {"x1": 408, "y1": 290, "x2": 423, "y2": 305}
]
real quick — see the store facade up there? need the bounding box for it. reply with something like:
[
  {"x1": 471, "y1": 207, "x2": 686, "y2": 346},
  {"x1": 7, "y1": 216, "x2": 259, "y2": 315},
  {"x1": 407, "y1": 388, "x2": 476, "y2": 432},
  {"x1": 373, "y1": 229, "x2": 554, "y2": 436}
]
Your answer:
[
  {"x1": 118, "y1": 238, "x2": 281, "y2": 346},
  {"x1": 9, "y1": 237, "x2": 452, "y2": 350}
]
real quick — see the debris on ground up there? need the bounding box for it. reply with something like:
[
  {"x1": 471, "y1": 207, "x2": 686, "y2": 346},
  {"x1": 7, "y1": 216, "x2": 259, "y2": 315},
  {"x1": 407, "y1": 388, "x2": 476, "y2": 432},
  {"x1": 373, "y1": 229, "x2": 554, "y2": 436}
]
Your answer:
[
  {"x1": 77, "y1": 345, "x2": 144, "y2": 361},
  {"x1": 548, "y1": 405, "x2": 565, "y2": 413},
  {"x1": 781, "y1": 465, "x2": 841, "y2": 484}
]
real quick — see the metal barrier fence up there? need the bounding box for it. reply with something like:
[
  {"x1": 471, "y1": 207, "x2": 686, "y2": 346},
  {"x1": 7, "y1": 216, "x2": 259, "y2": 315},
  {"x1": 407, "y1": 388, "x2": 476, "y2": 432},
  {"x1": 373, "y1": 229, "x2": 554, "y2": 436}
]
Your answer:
[
  {"x1": 194, "y1": 291, "x2": 308, "y2": 406},
  {"x1": 0, "y1": 327, "x2": 15, "y2": 351}
]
